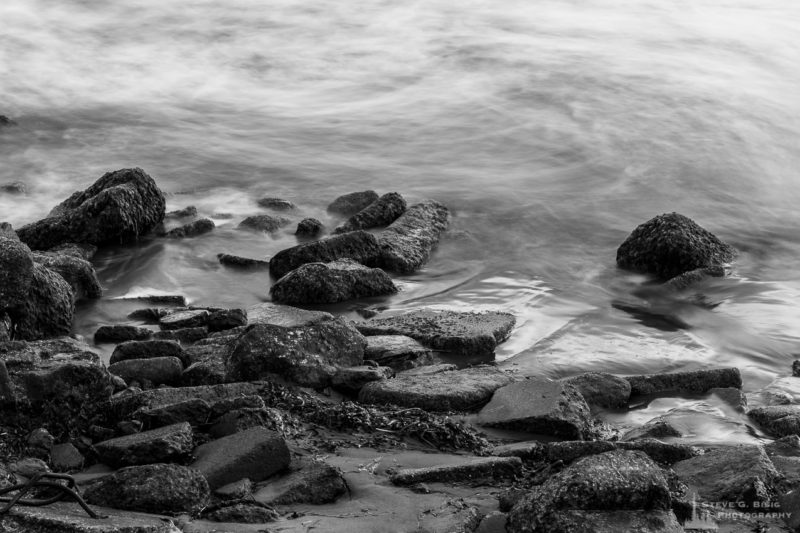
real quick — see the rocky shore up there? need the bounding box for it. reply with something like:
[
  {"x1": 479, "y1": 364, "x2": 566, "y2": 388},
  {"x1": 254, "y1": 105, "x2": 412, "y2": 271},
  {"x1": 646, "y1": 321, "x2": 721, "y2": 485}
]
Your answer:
[{"x1": 1, "y1": 167, "x2": 799, "y2": 532}]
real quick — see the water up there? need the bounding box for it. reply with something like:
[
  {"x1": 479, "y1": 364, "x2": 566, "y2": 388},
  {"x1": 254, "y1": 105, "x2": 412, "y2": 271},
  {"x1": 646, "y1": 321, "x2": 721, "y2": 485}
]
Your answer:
[{"x1": 2, "y1": 0, "x2": 800, "y2": 444}]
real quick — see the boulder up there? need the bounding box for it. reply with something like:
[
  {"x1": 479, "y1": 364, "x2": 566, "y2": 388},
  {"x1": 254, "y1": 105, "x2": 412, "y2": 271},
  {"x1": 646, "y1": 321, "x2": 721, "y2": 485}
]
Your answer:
[
  {"x1": 0, "y1": 501, "x2": 183, "y2": 533},
  {"x1": 226, "y1": 318, "x2": 366, "y2": 388},
  {"x1": 238, "y1": 214, "x2": 290, "y2": 233},
  {"x1": 190, "y1": 427, "x2": 290, "y2": 489},
  {"x1": 390, "y1": 457, "x2": 522, "y2": 486},
  {"x1": 356, "y1": 309, "x2": 515, "y2": 357},
  {"x1": 110, "y1": 340, "x2": 189, "y2": 367},
  {"x1": 363, "y1": 334, "x2": 435, "y2": 370},
  {"x1": 376, "y1": 200, "x2": 450, "y2": 273},
  {"x1": 16, "y1": 168, "x2": 166, "y2": 250},
  {"x1": 626, "y1": 367, "x2": 742, "y2": 396},
  {"x1": 748, "y1": 405, "x2": 800, "y2": 438},
  {"x1": 254, "y1": 459, "x2": 347, "y2": 506},
  {"x1": 507, "y1": 450, "x2": 676, "y2": 533},
  {"x1": 256, "y1": 197, "x2": 294, "y2": 210},
  {"x1": 50, "y1": 442, "x2": 85, "y2": 472},
  {"x1": 246, "y1": 302, "x2": 332, "y2": 327},
  {"x1": 616, "y1": 212, "x2": 736, "y2": 280},
  {"x1": 217, "y1": 253, "x2": 270, "y2": 269},
  {"x1": 562, "y1": 372, "x2": 631, "y2": 409},
  {"x1": 162, "y1": 218, "x2": 214, "y2": 238},
  {"x1": 295, "y1": 217, "x2": 323, "y2": 237},
  {"x1": 108, "y1": 357, "x2": 184, "y2": 386},
  {"x1": 327, "y1": 190, "x2": 379, "y2": 215},
  {"x1": 332, "y1": 192, "x2": 406, "y2": 234},
  {"x1": 83, "y1": 463, "x2": 209, "y2": 514},
  {"x1": 31, "y1": 251, "x2": 102, "y2": 301},
  {"x1": 12, "y1": 263, "x2": 74, "y2": 341},
  {"x1": 270, "y1": 259, "x2": 397, "y2": 304},
  {"x1": 94, "y1": 422, "x2": 194, "y2": 467},
  {"x1": 269, "y1": 230, "x2": 381, "y2": 279},
  {"x1": 0, "y1": 236, "x2": 34, "y2": 314},
  {"x1": 18, "y1": 358, "x2": 113, "y2": 408},
  {"x1": 159, "y1": 309, "x2": 209, "y2": 330},
  {"x1": 673, "y1": 444, "x2": 780, "y2": 508},
  {"x1": 95, "y1": 325, "x2": 152, "y2": 343},
  {"x1": 477, "y1": 378, "x2": 594, "y2": 439},
  {"x1": 359, "y1": 365, "x2": 515, "y2": 411}
]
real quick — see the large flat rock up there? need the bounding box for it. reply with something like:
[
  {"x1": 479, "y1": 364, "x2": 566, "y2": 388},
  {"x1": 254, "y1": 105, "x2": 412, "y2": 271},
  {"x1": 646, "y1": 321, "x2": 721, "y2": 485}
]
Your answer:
[
  {"x1": 626, "y1": 367, "x2": 741, "y2": 396},
  {"x1": 190, "y1": 427, "x2": 290, "y2": 489},
  {"x1": 0, "y1": 502, "x2": 181, "y2": 533},
  {"x1": 356, "y1": 309, "x2": 515, "y2": 357},
  {"x1": 359, "y1": 365, "x2": 515, "y2": 411},
  {"x1": 270, "y1": 259, "x2": 397, "y2": 305},
  {"x1": 246, "y1": 302, "x2": 332, "y2": 327},
  {"x1": 477, "y1": 378, "x2": 594, "y2": 439},
  {"x1": 94, "y1": 422, "x2": 193, "y2": 467}
]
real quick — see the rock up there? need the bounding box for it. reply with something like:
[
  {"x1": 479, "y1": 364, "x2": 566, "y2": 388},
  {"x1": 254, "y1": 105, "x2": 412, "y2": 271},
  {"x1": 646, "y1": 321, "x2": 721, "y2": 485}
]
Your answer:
[
  {"x1": 626, "y1": 367, "x2": 742, "y2": 396},
  {"x1": 356, "y1": 309, "x2": 515, "y2": 357},
  {"x1": 1, "y1": 336, "x2": 99, "y2": 368},
  {"x1": 295, "y1": 217, "x2": 323, "y2": 237},
  {"x1": 26, "y1": 428, "x2": 55, "y2": 455},
  {"x1": 376, "y1": 200, "x2": 450, "y2": 273},
  {"x1": 621, "y1": 417, "x2": 682, "y2": 441},
  {"x1": 9, "y1": 457, "x2": 50, "y2": 478},
  {"x1": 794, "y1": 359, "x2": 800, "y2": 377},
  {"x1": 202, "y1": 500, "x2": 279, "y2": 523},
  {"x1": 20, "y1": 358, "x2": 113, "y2": 408},
  {"x1": 0, "y1": 236, "x2": 34, "y2": 314},
  {"x1": 217, "y1": 253, "x2": 270, "y2": 269},
  {"x1": 363, "y1": 334, "x2": 435, "y2": 370},
  {"x1": 327, "y1": 190, "x2": 379, "y2": 215},
  {"x1": 0, "y1": 359, "x2": 13, "y2": 404},
  {"x1": 270, "y1": 259, "x2": 398, "y2": 305},
  {"x1": 110, "y1": 340, "x2": 189, "y2": 367},
  {"x1": 390, "y1": 457, "x2": 522, "y2": 486},
  {"x1": 747, "y1": 405, "x2": 800, "y2": 437},
  {"x1": 0, "y1": 501, "x2": 183, "y2": 533},
  {"x1": 94, "y1": 422, "x2": 193, "y2": 467},
  {"x1": 226, "y1": 318, "x2": 366, "y2": 388},
  {"x1": 50, "y1": 442, "x2": 85, "y2": 472},
  {"x1": 165, "y1": 206, "x2": 197, "y2": 219},
  {"x1": 616, "y1": 212, "x2": 737, "y2": 280},
  {"x1": 108, "y1": 357, "x2": 184, "y2": 386},
  {"x1": 333, "y1": 192, "x2": 406, "y2": 234},
  {"x1": 269, "y1": 230, "x2": 381, "y2": 279},
  {"x1": 246, "y1": 302, "x2": 332, "y2": 327},
  {"x1": 162, "y1": 218, "x2": 214, "y2": 238},
  {"x1": 206, "y1": 308, "x2": 247, "y2": 332},
  {"x1": 208, "y1": 407, "x2": 284, "y2": 439},
  {"x1": 257, "y1": 197, "x2": 294, "y2": 210},
  {"x1": 708, "y1": 387, "x2": 747, "y2": 410},
  {"x1": 135, "y1": 398, "x2": 212, "y2": 429},
  {"x1": 255, "y1": 459, "x2": 347, "y2": 506},
  {"x1": 493, "y1": 439, "x2": 698, "y2": 466},
  {"x1": 190, "y1": 427, "x2": 290, "y2": 489},
  {"x1": 153, "y1": 326, "x2": 207, "y2": 344},
  {"x1": 119, "y1": 294, "x2": 186, "y2": 306},
  {"x1": 477, "y1": 378, "x2": 594, "y2": 439},
  {"x1": 83, "y1": 463, "x2": 209, "y2": 514},
  {"x1": 13, "y1": 264, "x2": 74, "y2": 341},
  {"x1": 214, "y1": 478, "x2": 254, "y2": 500},
  {"x1": 331, "y1": 365, "x2": 393, "y2": 394},
  {"x1": 95, "y1": 325, "x2": 153, "y2": 343},
  {"x1": 1, "y1": 182, "x2": 28, "y2": 195},
  {"x1": 663, "y1": 265, "x2": 726, "y2": 291},
  {"x1": 16, "y1": 168, "x2": 166, "y2": 250},
  {"x1": 238, "y1": 214, "x2": 290, "y2": 233},
  {"x1": 47, "y1": 242, "x2": 98, "y2": 261},
  {"x1": 562, "y1": 372, "x2": 631, "y2": 409},
  {"x1": 359, "y1": 365, "x2": 515, "y2": 411},
  {"x1": 475, "y1": 512, "x2": 508, "y2": 533},
  {"x1": 31, "y1": 251, "x2": 102, "y2": 301},
  {"x1": 159, "y1": 309, "x2": 209, "y2": 330},
  {"x1": 399, "y1": 363, "x2": 458, "y2": 376},
  {"x1": 507, "y1": 450, "x2": 674, "y2": 533},
  {"x1": 765, "y1": 436, "x2": 800, "y2": 489},
  {"x1": 673, "y1": 444, "x2": 780, "y2": 508}
]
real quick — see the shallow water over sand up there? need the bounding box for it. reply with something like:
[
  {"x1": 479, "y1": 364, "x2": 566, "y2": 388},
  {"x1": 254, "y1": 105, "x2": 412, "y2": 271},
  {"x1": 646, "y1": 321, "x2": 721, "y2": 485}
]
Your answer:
[{"x1": 2, "y1": 0, "x2": 800, "y2": 444}]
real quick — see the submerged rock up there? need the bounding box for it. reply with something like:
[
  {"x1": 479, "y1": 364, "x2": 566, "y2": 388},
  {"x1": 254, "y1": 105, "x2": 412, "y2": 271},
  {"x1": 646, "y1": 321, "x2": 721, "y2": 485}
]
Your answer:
[
  {"x1": 238, "y1": 214, "x2": 290, "y2": 233},
  {"x1": 226, "y1": 318, "x2": 366, "y2": 388},
  {"x1": 13, "y1": 263, "x2": 74, "y2": 341},
  {"x1": 356, "y1": 309, "x2": 515, "y2": 357},
  {"x1": 359, "y1": 365, "x2": 515, "y2": 411},
  {"x1": 94, "y1": 422, "x2": 194, "y2": 467},
  {"x1": 269, "y1": 230, "x2": 381, "y2": 279},
  {"x1": 333, "y1": 192, "x2": 406, "y2": 234},
  {"x1": 295, "y1": 217, "x2": 323, "y2": 238},
  {"x1": 507, "y1": 450, "x2": 676, "y2": 533},
  {"x1": 327, "y1": 190, "x2": 379, "y2": 215},
  {"x1": 165, "y1": 205, "x2": 197, "y2": 219},
  {"x1": 16, "y1": 168, "x2": 166, "y2": 250},
  {"x1": 270, "y1": 259, "x2": 397, "y2": 305},
  {"x1": 0, "y1": 181, "x2": 27, "y2": 195},
  {"x1": 477, "y1": 378, "x2": 594, "y2": 439},
  {"x1": 217, "y1": 253, "x2": 270, "y2": 269},
  {"x1": 162, "y1": 217, "x2": 214, "y2": 238},
  {"x1": 83, "y1": 463, "x2": 209, "y2": 514},
  {"x1": 31, "y1": 250, "x2": 102, "y2": 301},
  {"x1": 376, "y1": 199, "x2": 450, "y2": 273},
  {"x1": 626, "y1": 367, "x2": 742, "y2": 396},
  {"x1": 616, "y1": 212, "x2": 736, "y2": 280},
  {"x1": 257, "y1": 197, "x2": 295, "y2": 210}
]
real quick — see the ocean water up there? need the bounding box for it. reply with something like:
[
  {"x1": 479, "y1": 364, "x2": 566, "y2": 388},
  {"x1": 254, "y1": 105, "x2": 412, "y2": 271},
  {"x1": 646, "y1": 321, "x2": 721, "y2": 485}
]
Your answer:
[{"x1": 2, "y1": 0, "x2": 800, "y2": 443}]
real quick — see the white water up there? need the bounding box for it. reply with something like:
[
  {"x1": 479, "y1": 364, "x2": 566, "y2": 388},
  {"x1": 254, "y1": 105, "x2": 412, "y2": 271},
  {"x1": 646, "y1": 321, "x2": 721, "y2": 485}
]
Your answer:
[{"x1": 2, "y1": 0, "x2": 800, "y2": 443}]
